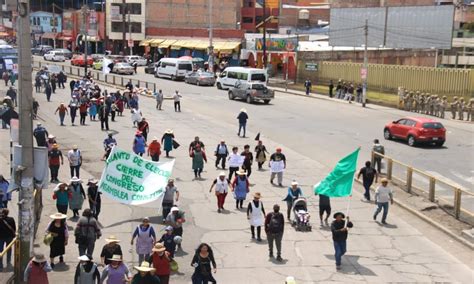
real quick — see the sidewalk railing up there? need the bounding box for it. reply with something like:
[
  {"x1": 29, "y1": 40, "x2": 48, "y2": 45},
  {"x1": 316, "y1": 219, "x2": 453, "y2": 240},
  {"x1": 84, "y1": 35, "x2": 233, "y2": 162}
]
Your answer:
[
  {"x1": 32, "y1": 60, "x2": 157, "y2": 92},
  {"x1": 372, "y1": 151, "x2": 474, "y2": 221},
  {"x1": 0, "y1": 236, "x2": 19, "y2": 282}
]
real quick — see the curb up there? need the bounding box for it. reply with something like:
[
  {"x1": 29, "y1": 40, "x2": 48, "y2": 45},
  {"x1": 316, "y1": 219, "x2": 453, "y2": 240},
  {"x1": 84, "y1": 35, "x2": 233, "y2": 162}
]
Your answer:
[{"x1": 354, "y1": 179, "x2": 474, "y2": 250}]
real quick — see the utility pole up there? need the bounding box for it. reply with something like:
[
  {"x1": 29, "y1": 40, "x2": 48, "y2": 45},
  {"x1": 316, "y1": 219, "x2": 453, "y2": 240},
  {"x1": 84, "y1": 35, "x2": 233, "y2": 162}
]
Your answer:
[
  {"x1": 208, "y1": 0, "x2": 214, "y2": 73},
  {"x1": 128, "y1": 8, "x2": 132, "y2": 55},
  {"x1": 52, "y1": 3, "x2": 56, "y2": 49},
  {"x1": 122, "y1": 0, "x2": 126, "y2": 55},
  {"x1": 81, "y1": 5, "x2": 89, "y2": 75},
  {"x1": 262, "y1": 0, "x2": 267, "y2": 69},
  {"x1": 362, "y1": 19, "x2": 368, "y2": 108},
  {"x1": 16, "y1": 0, "x2": 35, "y2": 282}
]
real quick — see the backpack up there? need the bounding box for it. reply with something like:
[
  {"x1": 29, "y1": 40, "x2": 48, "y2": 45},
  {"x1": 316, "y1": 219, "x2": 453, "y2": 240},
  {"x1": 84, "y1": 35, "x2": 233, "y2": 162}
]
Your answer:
[{"x1": 268, "y1": 213, "x2": 282, "y2": 233}]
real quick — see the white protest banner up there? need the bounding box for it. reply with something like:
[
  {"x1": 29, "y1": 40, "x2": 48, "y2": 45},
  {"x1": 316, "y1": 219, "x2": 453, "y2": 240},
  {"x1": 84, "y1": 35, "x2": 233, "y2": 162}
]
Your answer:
[
  {"x1": 228, "y1": 154, "x2": 244, "y2": 167},
  {"x1": 270, "y1": 160, "x2": 285, "y2": 173},
  {"x1": 98, "y1": 147, "x2": 175, "y2": 205}
]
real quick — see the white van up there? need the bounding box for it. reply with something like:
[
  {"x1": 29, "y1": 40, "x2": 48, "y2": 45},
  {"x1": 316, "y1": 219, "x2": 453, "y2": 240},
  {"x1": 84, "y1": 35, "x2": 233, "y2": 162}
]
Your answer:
[
  {"x1": 216, "y1": 67, "x2": 267, "y2": 90},
  {"x1": 155, "y1": 58, "x2": 193, "y2": 80}
]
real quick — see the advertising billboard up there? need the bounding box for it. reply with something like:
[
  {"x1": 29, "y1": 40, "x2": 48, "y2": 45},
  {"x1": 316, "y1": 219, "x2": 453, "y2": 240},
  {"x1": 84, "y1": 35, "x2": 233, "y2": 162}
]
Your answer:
[{"x1": 329, "y1": 5, "x2": 454, "y2": 49}]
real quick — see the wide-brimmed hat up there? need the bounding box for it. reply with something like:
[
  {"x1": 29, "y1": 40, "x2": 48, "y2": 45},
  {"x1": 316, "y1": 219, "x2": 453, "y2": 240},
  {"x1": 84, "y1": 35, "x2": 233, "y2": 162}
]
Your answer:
[
  {"x1": 70, "y1": 177, "x2": 81, "y2": 183},
  {"x1": 108, "y1": 255, "x2": 123, "y2": 262},
  {"x1": 49, "y1": 213, "x2": 67, "y2": 219},
  {"x1": 78, "y1": 255, "x2": 92, "y2": 261},
  {"x1": 218, "y1": 171, "x2": 226, "y2": 176},
  {"x1": 48, "y1": 134, "x2": 55, "y2": 139},
  {"x1": 151, "y1": 243, "x2": 166, "y2": 252},
  {"x1": 134, "y1": 261, "x2": 155, "y2": 272},
  {"x1": 52, "y1": 143, "x2": 59, "y2": 149},
  {"x1": 291, "y1": 181, "x2": 298, "y2": 186},
  {"x1": 253, "y1": 192, "x2": 261, "y2": 199},
  {"x1": 32, "y1": 254, "x2": 47, "y2": 263},
  {"x1": 165, "y1": 129, "x2": 173, "y2": 134},
  {"x1": 72, "y1": 145, "x2": 78, "y2": 150},
  {"x1": 88, "y1": 178, "x2": 98, "y2": 184},
  {"x1": 170, "y1": 206, "x2": 180, "y2": 212},
  {"x1": 333, "y1": 212, "x2": 345, "y2": 219},
  {"x1": 381, "y1": 178, "x2": 389, "y2": 183},
  {"x1": 240, "y1": 108, "x2": 247, "y2": 113},
  {"x1": 152, "y1": 137, "x2": 158, "y2": 141},
  {"x1": 105, "y1": 235, "x2": 121, "y2": 243},
  {"x1": 164, "y1": 226, "x2": 173, "y2": 231},
  {"x1": 237, "y1": 169, "x2": 247, "y2": 176}
]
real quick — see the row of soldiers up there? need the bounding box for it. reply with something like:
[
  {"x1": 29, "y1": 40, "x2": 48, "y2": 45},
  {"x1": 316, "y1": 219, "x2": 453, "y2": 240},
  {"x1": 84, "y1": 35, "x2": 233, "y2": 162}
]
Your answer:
[{"x1": 398, "y1": 87, "x2": 474, "y2": 121}]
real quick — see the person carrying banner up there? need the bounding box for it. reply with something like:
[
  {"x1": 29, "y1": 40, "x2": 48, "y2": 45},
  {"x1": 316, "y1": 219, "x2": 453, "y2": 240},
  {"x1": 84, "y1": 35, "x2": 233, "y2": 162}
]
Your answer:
[{"x1": 331, "y1": 212, "x2": 353, "y2": 270}]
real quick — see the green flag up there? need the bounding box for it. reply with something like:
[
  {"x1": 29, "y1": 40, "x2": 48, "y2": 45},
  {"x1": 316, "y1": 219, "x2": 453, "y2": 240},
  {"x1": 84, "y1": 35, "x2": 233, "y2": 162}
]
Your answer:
[{"x1": 314, "y1": 148, "x2": 360, "y2": 197}]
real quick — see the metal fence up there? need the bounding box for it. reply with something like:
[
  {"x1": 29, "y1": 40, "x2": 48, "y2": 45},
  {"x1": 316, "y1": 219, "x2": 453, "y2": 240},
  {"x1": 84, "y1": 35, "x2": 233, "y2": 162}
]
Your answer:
[
  {"x1": 311, "y1": 61, "x2": 474, "y2": 97},
  {"x1": 372, "y1": 151, "x2": 474, "y2": 222},
  {"x1": 33, "y1": 61, "x2": 157, "y2": 92}
]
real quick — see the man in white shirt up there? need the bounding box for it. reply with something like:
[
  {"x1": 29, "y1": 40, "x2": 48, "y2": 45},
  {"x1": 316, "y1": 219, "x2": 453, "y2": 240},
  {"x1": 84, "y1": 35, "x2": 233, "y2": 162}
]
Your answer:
[
  {"x1": 173, "y1": 91, "x2": 182, "y2": 112},
  {"x1": 67, "y1": 145, "x2": 82, "y2": 178},
  {"x1": 155, "y1": 89, "x2": 164, "y2": 110},
  {"x1": 373, "y1": 178, "x2": 393, "y2": 224}
]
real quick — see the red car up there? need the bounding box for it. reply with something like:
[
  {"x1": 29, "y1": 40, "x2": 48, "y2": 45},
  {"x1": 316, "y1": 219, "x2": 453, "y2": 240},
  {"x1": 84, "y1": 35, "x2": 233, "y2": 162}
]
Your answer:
[
  {"x1": 384, "y1": 117, "x2": 446, "y2": 147},
  {"x1": 71, "y1": 55, "x2": 93, "y2": 67}
]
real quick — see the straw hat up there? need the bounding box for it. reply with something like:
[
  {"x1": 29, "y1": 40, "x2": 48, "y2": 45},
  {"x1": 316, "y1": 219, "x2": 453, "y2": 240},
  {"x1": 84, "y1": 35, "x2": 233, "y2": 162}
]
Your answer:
[
  {"x1": 170, "y1": 206, "x2": 180, "y2": 212},
  {"x1": 240, "y1": 108, "x2": 247, "y2": 113},
  {"x1": 48, "y1": 134, "x2": 55, "y2": 139},
  {"x1": 165, "y1": 129, "x2": 173, "y2": 134},
  {"x1": 381, "y1": 178, "x2": 388, "y2": 183},
  {"x1": 218, "y1": 171, "x2": 226, "y2": 176},
  {"x1": 237, "y1": 169, "x2": 247, "y2": 176},
  {"x1": 152, "y1": 137, "x2": 158, "y2": 141},
  {"x1": 52, "y1": 143, "x2": 59, "y2": 149},
  {"x1": 291, "y1": 181, "x2": 298, "y2": 186},
  {"x1": 32, "y1": 254, "x2": 47, "y2": 263},
  {"x1": 88, "y1": 178, "x2": 98, "y2": 184},
  {"x1": 49, "y1": 213, "x2": 67, "y2": 220},
  {"x1": 151, "y1": 243, "x2": 166, "y2": 252},
  {"x1": 70, "y1": 177, "x2": 81, "y2": 183},
  {"x1": 105, "y1": 235, "x2": 121, "y2": 243},
  {"x1": 134, "y1": 261, "x2": 155, "y2": 272},
  {"x1": 253, "y1": 192, "x2": 261, "y2": 199},
  {"x1": 108, "y1": 255, "x2": 123, "y2": 262},
  {"x1": 72, "y1": 145, "x2": 78, "y2": 150}
]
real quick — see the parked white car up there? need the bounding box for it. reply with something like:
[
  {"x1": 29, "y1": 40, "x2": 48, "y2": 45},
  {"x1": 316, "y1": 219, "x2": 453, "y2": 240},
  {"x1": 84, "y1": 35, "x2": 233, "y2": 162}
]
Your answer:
[
  {"x1": 216, "y1": 67, "x2": 267, "y2": 90},
  {"x1": 124, "y1": 55, "x2": 147, "y2": 66},
  {"x1": 43, "y1": 50, "x2": 66, "y2": 62}
]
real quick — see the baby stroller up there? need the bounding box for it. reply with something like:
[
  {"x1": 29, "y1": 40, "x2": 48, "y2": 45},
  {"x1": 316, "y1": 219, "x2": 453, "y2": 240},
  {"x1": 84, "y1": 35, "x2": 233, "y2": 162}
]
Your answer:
[{"x1": 291, "y1": 198, "x2": 312, "y2": 231}]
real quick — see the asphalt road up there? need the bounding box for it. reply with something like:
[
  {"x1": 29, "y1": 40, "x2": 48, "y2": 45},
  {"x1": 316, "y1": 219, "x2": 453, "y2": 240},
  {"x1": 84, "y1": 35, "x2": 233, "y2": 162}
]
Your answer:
[
  {"x1": 36, "y1": 57, "x2": 474, "y2": 195},
  {"x1": 1, "y1": 67, "x2": 473, "y2": 283}
]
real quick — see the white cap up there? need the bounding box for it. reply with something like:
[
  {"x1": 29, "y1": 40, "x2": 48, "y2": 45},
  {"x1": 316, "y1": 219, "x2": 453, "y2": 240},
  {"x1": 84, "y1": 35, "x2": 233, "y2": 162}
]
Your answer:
[
  {"x1": 170, "y1": 206, "x2": 179, "y2": 212},
  {"x1": 78, "y1": 255, "x2": 91, "y2": 261}
]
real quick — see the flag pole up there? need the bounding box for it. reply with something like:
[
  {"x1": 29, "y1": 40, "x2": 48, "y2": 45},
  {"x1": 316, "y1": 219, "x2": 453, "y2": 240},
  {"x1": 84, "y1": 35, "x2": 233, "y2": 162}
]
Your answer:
[
  {"x1": 345, "y1": 146, "x2": 360, "y2": 228},
  {"x1": 344, "y1": 195, "x2": 352, "y2": 228}
]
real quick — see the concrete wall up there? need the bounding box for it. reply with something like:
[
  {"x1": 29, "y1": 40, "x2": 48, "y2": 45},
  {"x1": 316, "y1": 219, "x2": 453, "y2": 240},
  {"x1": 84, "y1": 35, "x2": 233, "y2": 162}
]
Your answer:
[
  {"x1": 330, "y1": 0, "x2": 439, "y2": 8},
  {"x1": 146, "y1": 0, "x2": 240, "y2": 30}
]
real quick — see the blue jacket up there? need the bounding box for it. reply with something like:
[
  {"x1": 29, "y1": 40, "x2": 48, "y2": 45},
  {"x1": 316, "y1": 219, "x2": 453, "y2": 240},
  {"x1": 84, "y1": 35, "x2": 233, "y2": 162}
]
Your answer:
[{"x1": 283, "y1": 187, "x2": 303, "y2": 202}]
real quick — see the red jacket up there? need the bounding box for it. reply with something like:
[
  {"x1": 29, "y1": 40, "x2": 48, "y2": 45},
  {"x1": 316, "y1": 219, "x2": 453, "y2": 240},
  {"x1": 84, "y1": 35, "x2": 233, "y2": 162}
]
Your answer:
[{"x1": 150, "y1": 251, "x2": 170, "y2": 276}]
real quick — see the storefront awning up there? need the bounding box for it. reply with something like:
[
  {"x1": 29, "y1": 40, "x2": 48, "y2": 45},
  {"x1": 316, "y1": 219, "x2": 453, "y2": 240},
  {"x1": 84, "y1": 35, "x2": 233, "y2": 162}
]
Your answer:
[
  {"x1": 58, "y1": 36, "x2": 72, "y2": 41},
  {"x1": 157, "y1": 39, "x2": 177, "y2": 48},
  {"x1": 213, "y1": 41, "x2": 241, "y2": 52},
  {"x1": 191, "y1": 40, "x2": 209, "y2": 50},
  {"x1": 170, "y1": 40, "x2": 189, "y2": 49},
  {"x1": 41, "y1": 32, "x2": 58, "y2": 39},
  {"x1": 149, "y1": 39, "x2": 165, "y2": 47},
  {"x1": 139, "y1": 39, "x2": 153, "y2": 46}
]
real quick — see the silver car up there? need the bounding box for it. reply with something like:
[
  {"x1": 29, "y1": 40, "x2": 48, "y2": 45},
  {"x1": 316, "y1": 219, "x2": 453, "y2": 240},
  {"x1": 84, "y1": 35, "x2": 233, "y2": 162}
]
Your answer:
[
  {"x1": 185, "y1": 71, "x2": 216, "y2": 86},
  {"x1": 112, "y1": 62, "x2": 134, "y2": 75},
  {"x1": 228, "y1": 81, "x2": 274, "y2": 104}
]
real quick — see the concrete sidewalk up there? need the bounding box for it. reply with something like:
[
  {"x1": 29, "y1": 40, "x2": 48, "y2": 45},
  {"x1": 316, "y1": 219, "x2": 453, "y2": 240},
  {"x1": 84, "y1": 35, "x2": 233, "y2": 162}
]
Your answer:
[{"x1": 0, "y1": 79, "x2": 472, "y2": 283}]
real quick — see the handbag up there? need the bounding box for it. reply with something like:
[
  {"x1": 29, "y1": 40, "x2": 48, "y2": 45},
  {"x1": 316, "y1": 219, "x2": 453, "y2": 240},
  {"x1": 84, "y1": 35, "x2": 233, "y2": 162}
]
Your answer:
[
  {"x1": 43, "y1": 233, "x2": 54, "y2": 246},
  {"x1": 170, "y1": 259, "x2": 179, "y2": 272},
  {"x1": 172, "y1": 140, "x2": 180, "y2": 149}
]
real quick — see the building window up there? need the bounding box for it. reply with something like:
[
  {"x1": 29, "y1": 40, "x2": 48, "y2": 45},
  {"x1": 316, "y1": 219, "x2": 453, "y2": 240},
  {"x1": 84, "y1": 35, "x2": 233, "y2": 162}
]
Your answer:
[
  {"x1": 111, "y1": 3, "x2": 142, "y2": 15},
  {"x1": 111, "y1": 22, "x2": 142, "y2": 33},
  {"x1": 243, "y1": 0, "x2": 254, "y2": 8},
  {"x1": 242, "y1": 17, "x2": 253, "y2": 23}
]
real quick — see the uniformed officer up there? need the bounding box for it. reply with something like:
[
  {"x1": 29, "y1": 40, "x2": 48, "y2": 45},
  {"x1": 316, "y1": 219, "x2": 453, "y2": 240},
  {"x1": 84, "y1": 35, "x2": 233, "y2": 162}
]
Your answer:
[
  {"x1": 440, "y1": 96, "x2": 448, "y2": 119},
  {"x1": 467, "y1": 98, "x2": 474, "y2": 122},
  {"x1": 397, "y1": 87, "x2": 405, "y2": 110},
  {"x1": 419, "y1": 93, "x2": 425, "y2": 114},
  {"x1": 433, "y1": 95, "x2": 440, "y2": 117},
  {"x1": 413, "y1": 91, "x2": 420, "y2": 113},
  {"x1": 458, "y1": 98, "x2": 465, "y2": 120},
  {"x1": 425, "y1": 93, "x2": 431, "y2": 115},
  {"x1": 450, "y1": 96, "x2": 458, "y2": 119}
]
